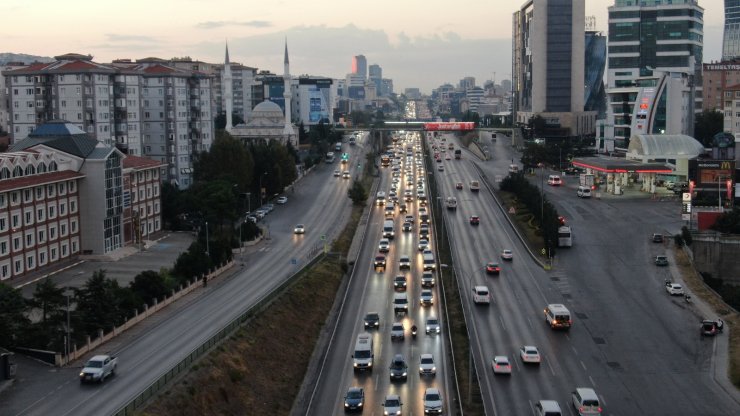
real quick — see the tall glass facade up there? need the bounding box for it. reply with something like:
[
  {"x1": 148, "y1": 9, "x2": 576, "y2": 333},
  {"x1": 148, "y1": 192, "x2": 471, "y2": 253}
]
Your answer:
[
  {"x1": 585, "y1": 31, "x2": 607, "y2": 116},
  {"x1": 724, "y1": 0, "x2": 740, "y2": 60}
]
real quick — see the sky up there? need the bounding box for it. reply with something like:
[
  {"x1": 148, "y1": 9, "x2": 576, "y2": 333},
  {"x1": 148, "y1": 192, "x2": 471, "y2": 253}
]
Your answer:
[{"x1": 0, "y1": 0, "x2": 724, "y2": 93}]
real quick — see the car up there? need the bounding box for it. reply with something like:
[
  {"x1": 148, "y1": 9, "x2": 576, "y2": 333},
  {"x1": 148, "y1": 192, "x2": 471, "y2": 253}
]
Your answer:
[
  {"x1": 445, "y1": 154, "x2": 451, "y2": 160},
  {"x1": 247, "y1": 215, "x2": 258, "y2": 223},
  {"x1": 420, "y1": 289, "x2": 434, "y2": 306},
  {"x1": 486, "y1": 262, "x2": 501, "y2": 275},
  {"x1": 419, "y1": 226, "x2": 430, "y2": 239},
  {"x1": 344, "y1": 386, "x2": 365, "y2": 412},
  {"x1": 402, "y1": 221, "x2": 413, "y2": 232},
  {"x1": 378, "y1": 238, "x2": 391, "y2": 253},
  {"x1": 673, "y1": 182, "x2": 689, "y2": 195},
  {"x1": 342, "y1": 171, "x2": 351, "y2": 179},
  {"x1": 535, "y1": 400, "x2": 563, "y2": 416},
  {"x1": 501, "y1": 249, "x2": 513, "y2": 260},
  {"x1": 421, "y1": 271, "x2": 435, "y2": 287},
  {"x1": 470, "y1": 215, "x2": 480, "y2": 225},
  {"x1": 652, "y1": 233, "x2": 664, "y2": 243},
  {"x1": 520, "y1": 345, "x2": 541, "y2": 364},
  {"x1": 389, "y1": 354, "x2": 408, "y2": 381},
  {"x1": 426, "y1": 317, "x2": 441, "y2": 334},
  {"x1": 255, "y1": 210, "x2": 267, "y2": 219},
  {"x1": 666, "y1": 282, "x2": 685, "y2": 295},
  {"x1": 455, "y1": 182, "x2": 464, "y2": 190},
  {"x1": 381, "y1": 394, "x2": 403, "y2": 416},
  {"x1": 391, "y1": 322, "x2": 405, "y2": 340},
  {"x1": 419, "y1": 353, "x2": 436, "y2": 376},
  {"x1": 701, "y1": 319, "x2": 722, "y2": 336},
  {"x1": 393, "y1": 293, "x2": 409, "y2": 314},
  {"x1": 334, "y1": 169, "x2": 341, "y2": 177},
  {"x1": 423, "y1": 387, "x2": 444, "y2": 414},
  {"x1": 399, "y1": 203, "x2": 408, "y2": 213},
  {"x1": 418, "y1": 239, "x2": 430, "y2": 251},
  {"x1": 437, "y1": 164, "x2": 444, "y2": 171},
  {"x1": 664, "y1": 180, "x2": 675, "y2": 190},
  {"x1": 399, "y1": 255, "x2": 411, "y2": 269},
  {"x1": 492, "y1": 355, "x2": 512, "y2": 374},
  {"x1": 571, "y1": 387, "x2": 602, "y2": 415},
  {"x1": 294, "y1": 224, "x2": 305, "y2": 234},
  {"x1": 404, "y1": 214, "x2": 414, "y2": 223},
  {"x1": 363, "y1": 312, "x2": 380, "y2": 329},
  {"x1": 547, "y1": 175, "x2": 562, "y2": 186},
  {"x1": 374, "y1": 255, "x2": 386, "y2": 270},
  {"x1": 655, "y1": 255, "x2": 669, "y2": 266},
  {"x1": 393, "y1": 275, "x2": 407, "y2": 291},
  {"x1": 276, "y1": 196, "x2": 288, "y2": 204},
  {"x1": 262, "y1": 204, "x2": 274, "y2": 212}
]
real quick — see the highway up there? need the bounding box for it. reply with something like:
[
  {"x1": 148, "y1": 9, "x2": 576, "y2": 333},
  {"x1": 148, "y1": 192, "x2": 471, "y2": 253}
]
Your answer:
[
  {"x1": 309, "y1": 132, "x2": 452, "y2": 415},
  {"x1": 434, "y1": 132, "x2": 740, "y2": 415},
  {"x1": 0, "y1": 133, "x2": 368, "y2": 416}
]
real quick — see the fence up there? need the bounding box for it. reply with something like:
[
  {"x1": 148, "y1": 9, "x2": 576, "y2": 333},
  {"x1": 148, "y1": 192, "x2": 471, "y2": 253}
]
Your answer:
[{"x1": 62, "y1": 261, "x2": 234, "y2": 366}]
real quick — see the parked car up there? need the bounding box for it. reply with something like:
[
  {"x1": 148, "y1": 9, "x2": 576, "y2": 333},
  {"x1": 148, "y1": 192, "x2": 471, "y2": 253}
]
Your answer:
[{"x1": 276, "y1": 196, "x2": 288, "y2": 204}]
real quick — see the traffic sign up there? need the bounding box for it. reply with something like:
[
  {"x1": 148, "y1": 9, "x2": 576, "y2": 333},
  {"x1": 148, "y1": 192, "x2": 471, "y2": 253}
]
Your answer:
[
  {"x1": 682, "y1": 192, "x2": 691, "y2": 202},
  {"x1": 541, "y1": 248, "x2": 546, "y2": 255},
  {"x1": 508, "y1": 207, "x2": 516, "y2": 214}
]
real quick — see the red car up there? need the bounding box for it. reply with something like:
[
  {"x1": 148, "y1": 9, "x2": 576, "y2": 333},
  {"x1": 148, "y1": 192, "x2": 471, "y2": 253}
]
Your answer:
[
  {"x1": 486, "y1": 262, "x2": 501, "y2": 275},
  {"x1": 470, "y1": 215, "x2": 480, "y2": 225}
]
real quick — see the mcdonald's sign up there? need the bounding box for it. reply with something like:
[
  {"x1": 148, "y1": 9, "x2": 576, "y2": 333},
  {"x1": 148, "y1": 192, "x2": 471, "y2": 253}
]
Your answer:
[{"x1": 695, "y1": 160, "x2": 735, "y2": 187}]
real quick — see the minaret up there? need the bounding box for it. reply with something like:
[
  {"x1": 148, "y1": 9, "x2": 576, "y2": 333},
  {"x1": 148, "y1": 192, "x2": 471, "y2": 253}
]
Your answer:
[
  {"x1": 223, "y1": 41, "x2": 233, "y2": 133},
  {"x1": 282, "y1": 39, "x2": 295, "y2": 143}
]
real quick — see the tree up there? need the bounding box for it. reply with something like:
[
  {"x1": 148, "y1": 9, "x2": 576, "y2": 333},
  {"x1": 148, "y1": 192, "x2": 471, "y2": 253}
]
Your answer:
[
  {"x1": 348, "y1": 180, "x2": 368, "y2": 205},
  {"x1": 214, "y1": 113, "x2": 245, "y2": 130},
  {"x1": 29, "y1": 278, "x2": 66, "y2": 325},
  {"x1": 0, "y1": 283, "x2": 29, "y2": 348},
  {"x1": 528, "y1": 115, "x2": 547, "y2": 137},
  {"x1": 193, "y1": 131, "x2": 253, "y2": 192},
  {"x1": 694, "y1": 110, "x2": 724, "y2": 147},
  {"x1": 74, "y1": 270, "x2": 127, "y2": 334},
  {"x1": 129, "y1": 270, "x2": 170, "y2": 306}
]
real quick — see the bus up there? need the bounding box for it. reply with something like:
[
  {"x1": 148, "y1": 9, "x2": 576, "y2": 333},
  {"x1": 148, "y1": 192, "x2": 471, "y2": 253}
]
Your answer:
[
  {"x1": 557, "y1": 226, "x2": 572, "y2": 247},
  {"x1": 325, "y1": 152, "x2": 335, "y2": 163}
]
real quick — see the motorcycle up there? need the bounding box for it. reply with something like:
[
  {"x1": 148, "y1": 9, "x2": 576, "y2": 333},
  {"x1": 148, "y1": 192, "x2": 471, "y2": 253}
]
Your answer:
[{"x1": 411, "y1": 326, "x2": 417, "y2": 339}]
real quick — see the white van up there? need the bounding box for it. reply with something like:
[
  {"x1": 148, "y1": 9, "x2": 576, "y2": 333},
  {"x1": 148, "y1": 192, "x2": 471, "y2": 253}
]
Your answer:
[
  {"x1": 422, "y1": 252, "x2": 436, "y2": 270},
  {"x1": 473, "y1": 286, "x2": 491, "y2": 304},
  {"x1": 577, "y1": 186, "x2": 592, "y2": 198},
  {"x1": 384, "y1": 203, "x2": 395, "y2": 218},
  {"x1": 544, "y1": 304, "x2": 572, "y2": 329},
  {"x1": 383, "y1": 220, "x2": 395, "y2": 239},
  {"x1": 571, "y1": 388, "x2": 601, "y2": 415},
  {"x1": 376, "y1": 191, "x2": 386, "y2": 206},
  {"x1": 352, "y1": 333, "x2": 374, "y2": 371}
]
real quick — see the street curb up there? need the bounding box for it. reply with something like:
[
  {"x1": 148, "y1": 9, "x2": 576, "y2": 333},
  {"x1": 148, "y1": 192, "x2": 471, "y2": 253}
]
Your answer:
[{"x1": 15, "y1": 260, "x2": 87, "y2": 289}]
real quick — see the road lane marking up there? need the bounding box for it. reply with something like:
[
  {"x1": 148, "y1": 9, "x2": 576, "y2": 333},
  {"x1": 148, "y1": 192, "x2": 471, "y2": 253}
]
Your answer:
[
  {"x1": 580, "y1": 360, "x2": 587, "y2": 371},
  {"x1": 589, "y1": 375, "x2": 596, "y2": 387},
  {"x1": 499, "y1": 315, "x2": 506, "y2": 331},
  {"x1": 547, "y1": 357, "x2": 556, "y2": 376}
]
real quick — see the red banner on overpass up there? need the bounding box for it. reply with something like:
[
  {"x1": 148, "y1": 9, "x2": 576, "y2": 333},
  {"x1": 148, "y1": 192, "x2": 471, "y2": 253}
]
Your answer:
[{"x1": 424, "y1": 122, "x2": 475, "y2": 131}]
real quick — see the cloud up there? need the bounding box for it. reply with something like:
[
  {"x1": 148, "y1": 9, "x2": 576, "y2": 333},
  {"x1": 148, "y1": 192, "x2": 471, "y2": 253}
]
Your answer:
[
  {"x1": 105, "y1": 34, "x2": 158, "y2": 43},
  {"x1": 196, "y1": 20, "x2": 272, "y2": 29}
]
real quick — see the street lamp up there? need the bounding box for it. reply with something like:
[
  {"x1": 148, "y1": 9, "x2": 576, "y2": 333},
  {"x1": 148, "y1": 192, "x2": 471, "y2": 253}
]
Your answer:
[
  {"x1": 538, "y1": 162, "x2": 545, "y2": 221},
  {"x1": 259, "y1": 172, "x2": 268, "y2": 207},
  {"x1": 205, "y1": 221, "x2": 210, "y2": 258},
  {"x1": 64, "y1": 289, "x2": 71, "y2": 365}
]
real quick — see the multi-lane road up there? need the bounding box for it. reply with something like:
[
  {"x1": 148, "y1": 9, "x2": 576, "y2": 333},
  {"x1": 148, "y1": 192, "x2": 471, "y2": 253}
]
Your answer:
[{"x1": 0, "y1": 134, "x2": 369, "y2": 416}]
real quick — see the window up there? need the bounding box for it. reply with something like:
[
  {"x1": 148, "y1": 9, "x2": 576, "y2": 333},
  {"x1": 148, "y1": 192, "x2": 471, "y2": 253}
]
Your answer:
[
  {"x1": 70, "y1": 199, "x2": 77, "y2": 213},
  {"x1": 12, "y1": 236, "x2": 21, "y2": 251},
  {"x1": 25, "y1": 232, "x2": 34, "y2": 247},
  {"x1": 68, "y1": 181, "x2": 76, "y2": 193},
  {"x1": 36, "y1": 208, "x2": 45, "y2": 222},
  {"x1": 26, "y1": 254, "x2": 34, "y2": 270},
  {"x1": 11, "y1": 213, "x2": 20, "y2": 229},
  {"x1": 47, "y1": 184, "x2": 55, "y2": 197},
  {"x1": 35, "y1": 186, "x2": 44, "y2": 200},
  {"x1": 24, "y1": 210, "x2": 33, "y2": 226},
  {"x1": 38, "y1": 229, "x2": 45, "y2": 244},
  {"x1": 60, "y1": 222, "x2": 68, "y2": 237},
  {"x1": 14, "y1": 259, "x2": 22, "y2": 274},
  {"x1": 61, "y1": 243, "x2": 68, "y2": 258},
  {"x1": 0, "y1": 263, "x2": 8, "y2": 279},
  {"x1": 10, "y1": 191, "x2": 19, "y2": 205},
  {"x1": 58, "y1": 182, "x2": 66, "y2": 195},
  {"x1": 70, "y1": 219, "x2": 77, "y2": 234},
  {"x1": 0, "y1": 239, "x2": 8, "y2": 255},
  {"x1": 39, "y1": 251, "x2": 46, "y2": 266},
  {"x1": 23, "y1": 189, "x2": 32, "y2": 203},
  {"x1": 50, "y1": 247, "x2": 57, "y2": 261},
  {"x1": 48, "y1": 203, "x2": 56, "y2": 219},
  {"x1": 59, "y1": 201, "x2": 66, "y2": 216}
]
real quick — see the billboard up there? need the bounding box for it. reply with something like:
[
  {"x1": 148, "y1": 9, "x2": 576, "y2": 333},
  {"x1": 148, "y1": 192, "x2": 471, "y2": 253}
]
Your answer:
[
  {"x1": 696, "y1": 161, "x2": 735, "y2": 187},
  {"x1": 424, "y1": 122, "x2": 476, "y2": 131}
]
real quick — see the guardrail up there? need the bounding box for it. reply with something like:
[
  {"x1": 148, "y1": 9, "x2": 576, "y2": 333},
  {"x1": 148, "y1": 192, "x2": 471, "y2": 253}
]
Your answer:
[{"x1": 113, "y1": 248, "x2": 329, "y2": 416}]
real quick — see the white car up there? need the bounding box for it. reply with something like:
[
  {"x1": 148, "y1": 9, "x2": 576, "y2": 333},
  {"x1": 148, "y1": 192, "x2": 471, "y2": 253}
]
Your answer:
[
  {"x1": 423, "y1": 387, "x2": 444, "y2": 414},
  {"x1": 426, "y1": 317, "x2": 441, "y2": 334},
  {"x1": 391, "y1": 322, "x2": 405, "y2": 340},
  {"x1": 382, "y1": 394, "x2": 403, "y2": 416},
  {"x1": 334, "y1": 169, "x2": 341, "y2": 177},
  {"x1": 520, "y1": 345, "x2": 541, "y2": 364},
  {"x1": 293, "y1": 224, "x2": 305, "y2": 234},
  {"x1": 378, "y1": 238, "x2": 391, "y2": 253},
  {"x1": 419, "y1": 353, "x2": 436, "y2": 376},
  {"x1": 342, "y1": 171, "x2": 350, "y2": 179},
  {"x1": 501, "y1": 249, "x2": 514, "y2": 260},
  {"x1": 492, "y1": 356, "x2": 512, "y2": 374},
  {"x1": 420, "y1": 289, "x2": 434, "y2": 306},
  {"x1": 666, "y1": 283, "x2": 685, "y2": 296},
  {"x1": 276, "y1": 196, "x2": 288, "y2": 204},
  {"x1": 418, "y1": 239, "x2": 430, "y2": 251},
  {"x1": 399, "y1": 255, "x2": 411, "y2": 269}
]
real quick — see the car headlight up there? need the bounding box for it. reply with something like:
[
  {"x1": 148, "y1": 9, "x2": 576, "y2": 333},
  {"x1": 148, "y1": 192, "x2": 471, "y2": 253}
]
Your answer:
[
  {"x1": 402, "y1": 372, "x2": 407, "y2": 376},
  {"x1": 79, "y1": 372, "x2": 84, "y2": 377}
]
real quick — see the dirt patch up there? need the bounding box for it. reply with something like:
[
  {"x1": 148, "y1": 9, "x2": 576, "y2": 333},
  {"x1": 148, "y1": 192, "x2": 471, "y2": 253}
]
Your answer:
[{"x1": 673, "y1": 247, "x2": 740, "y2": 387}]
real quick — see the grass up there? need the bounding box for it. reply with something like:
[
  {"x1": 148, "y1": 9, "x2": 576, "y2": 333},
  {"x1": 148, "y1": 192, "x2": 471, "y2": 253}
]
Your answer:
[
  {"x1": 497, "y1": 191, "x2": 548, "y2": 262},
  {"x1": 142, "y1": 202, "x2": 365, "y2": 416},
  {"x1": 672, "y1": 247, "x2": 740, "y2": 388}
]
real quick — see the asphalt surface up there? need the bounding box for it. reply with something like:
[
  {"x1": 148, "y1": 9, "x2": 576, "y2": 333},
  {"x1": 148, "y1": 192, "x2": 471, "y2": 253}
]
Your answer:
[
  {"x1": 308, "y1": 132, "x2": 452, "y2": 416},
  {"x1": 440, "y1": 133, "x2": 740, "y2": 415},
  {"x1": 0, "y1": 136, "x2": 366, "y2": 416}
]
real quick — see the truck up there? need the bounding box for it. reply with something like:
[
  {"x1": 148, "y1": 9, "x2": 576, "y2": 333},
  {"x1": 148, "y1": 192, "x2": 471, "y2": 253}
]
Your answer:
[
  {"x1": 454, "y1": 149, "x2": 462, "y2": 159},
  {"x1": 557, "y1": 226, "x2": 573, "y2": 247},
  {"x1": 79, "y1": 354, "x2": 117, "y2": 384},
  {"x1": 579, "y1": 173, "x2": 594, "y2": 189}
]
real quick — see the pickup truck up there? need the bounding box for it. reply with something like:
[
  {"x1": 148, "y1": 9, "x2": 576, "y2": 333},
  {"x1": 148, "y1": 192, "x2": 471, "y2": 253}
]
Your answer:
[{"x1": 79, "y1": 354, "x2": 117, "y2": 383}]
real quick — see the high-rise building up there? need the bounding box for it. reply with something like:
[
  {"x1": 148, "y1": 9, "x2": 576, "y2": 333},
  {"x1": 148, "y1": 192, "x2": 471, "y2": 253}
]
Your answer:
[
  {"x1": 585, "y1": 30, "x2": 607, "y2": 116},
  {"x1": 459, "y1": 77, "x2": 476, "y2": 90},
  {"x1": 2, "y1": 53, "x2": 214, "y2": 189},
  {"x1": 369, "y1": 64, "x2": 383, "y2": 95},
  {"x1": 295, "y1": 77, "x2": 334, "y2": 125},
  {"x1": 381, "y1": 79, "x2": 394, "y2": 96},
  {"x1": 723, "y1": 0, "x2": 740, "y2": 61},
  {"x1": 512, "y1": 0, "x2": 594, "y2": 136},
  {"x1": 352, "y1": 55, "x2": 367, "y2": 80},
  {"x1": 602, "y1": 0, "x2": 704, "y2": 149}
]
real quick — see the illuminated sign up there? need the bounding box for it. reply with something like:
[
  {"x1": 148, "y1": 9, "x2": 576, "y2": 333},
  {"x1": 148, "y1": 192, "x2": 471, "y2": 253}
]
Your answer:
[{"x1": 424, "y1": 122, "x2": 475, "y2": 131}]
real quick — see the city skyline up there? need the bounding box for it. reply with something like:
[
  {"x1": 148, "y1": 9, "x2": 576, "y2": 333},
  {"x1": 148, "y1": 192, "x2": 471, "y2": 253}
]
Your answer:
[{"x1": 0, "y1": 0, "x2": 723, "y2": 92}]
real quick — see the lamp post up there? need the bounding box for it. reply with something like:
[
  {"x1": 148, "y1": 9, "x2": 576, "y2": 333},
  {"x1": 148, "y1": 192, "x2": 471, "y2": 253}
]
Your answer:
[
  {"x1": 259, "y1": 172, "x2": 267, "y2": 207},
  {"x1": 538, "y1": 162, "x2": 545, "y2": 221},
  {"x1": 245, "y1": 192, "x2": 251, "y2": 216},
  {"x1": 205, "y1": 221, "x2": 210, "y2": 258},
  {"x1": 64, "y1": 290, "x2": 71, "y2": 365}
]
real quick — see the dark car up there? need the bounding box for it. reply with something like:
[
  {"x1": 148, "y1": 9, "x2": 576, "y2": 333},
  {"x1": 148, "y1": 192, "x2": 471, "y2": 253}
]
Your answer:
[
  {"x1": 470, "y1": 215, "x2": 480, "y2": 225},
  {"x1": 486, "y1": 262, "x2": 501, "y2": 275},
  {"x1": 389, "y1": 354, "x2": 409, "y2": 381},
  {"x1": 363, "y1": 312, "x2": 380, "y2": 329},
  {"x1": 673, "y1": 182, "x2": 689, "y2": 195},
  {"x1": 652, "y1": 233, "x2": 664, "y2": 243},
  {"x1": 344, "y1": 386, "x2": 365, "y2": 412},
  {"x1": 655, "y1": 255, "x2": 669, "y2": 266},
  {"x1": 374, "y1": 255, "x2": 386, "y2": 270},
  {"x1": 402, "y1": 221, "x2": 413, "y2": 232},
  {"x1": 393, "y1": 275, "x2": 407, "y2": 291}
]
